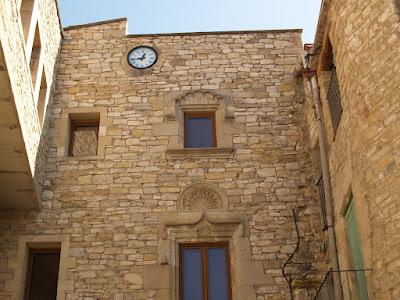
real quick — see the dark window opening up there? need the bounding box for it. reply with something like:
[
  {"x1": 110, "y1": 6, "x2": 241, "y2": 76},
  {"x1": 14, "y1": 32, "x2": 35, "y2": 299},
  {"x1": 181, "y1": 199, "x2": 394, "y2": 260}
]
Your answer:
[
  {"x1": 24, "y1": 249, "x2": 60, "y2": 300},
  {"x1": 320, "y1": 36, "x2": 334, "y2": 72},
  {"x1": 327, "y1": 67, "x2": 343, "y2": 135},
  {"x1": 184, "y1": 112, "x2": 216, "y2": 148},
  {"x1": 320, "y1": 37, "x2": 343, "y2": 136},
  {"x1": 180, "y1": 243, "x2": 231, "y2": 300},
  {"x1": 317, "y1": 176, "x2": 328, "y2": 230},
  {"x1": 69, "y1": 118, "x2": 99, "y2": 157}
]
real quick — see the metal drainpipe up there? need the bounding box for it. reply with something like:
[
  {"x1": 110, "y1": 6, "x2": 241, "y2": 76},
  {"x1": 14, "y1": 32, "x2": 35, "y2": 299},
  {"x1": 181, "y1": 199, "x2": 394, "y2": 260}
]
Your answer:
[{"x1": 301, "y1": 52, "x2": 343, "y2": 300}]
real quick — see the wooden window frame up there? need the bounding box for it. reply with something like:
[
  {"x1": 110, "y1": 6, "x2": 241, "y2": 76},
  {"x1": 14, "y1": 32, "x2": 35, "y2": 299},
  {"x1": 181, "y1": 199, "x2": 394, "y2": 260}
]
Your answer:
[
  {"x1": 184, "y1": 112, "x2": 217, "y2": 148},
  {"x1": 68, "y1": 119, "x2": 99, "y2": 156},
  {"x1": 179, "y1": 242, "x2": 232, "y2": 300},
  {"x1": 24, "y1": 248, "x2": 61, "y2": 300}
]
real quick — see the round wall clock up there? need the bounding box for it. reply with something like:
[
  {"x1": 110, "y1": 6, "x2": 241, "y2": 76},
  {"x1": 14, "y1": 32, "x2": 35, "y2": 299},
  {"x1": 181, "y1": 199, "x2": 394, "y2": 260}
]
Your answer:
[{"x1": 127, "y1": 46, "x2": 158, "y2": 69}]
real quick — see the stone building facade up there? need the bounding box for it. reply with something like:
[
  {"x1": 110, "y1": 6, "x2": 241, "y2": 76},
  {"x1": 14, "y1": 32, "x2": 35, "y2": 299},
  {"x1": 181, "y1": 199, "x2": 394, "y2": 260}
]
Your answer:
[
  {"x1": 0, "y1": 6, "x2": 329, "y2": 299},
  {"x1": 304, "y1": 0, "x2": 400, "y2": 299},
  {"x1": 1, "y1": 0, "x2": 399, "y2": 300}
]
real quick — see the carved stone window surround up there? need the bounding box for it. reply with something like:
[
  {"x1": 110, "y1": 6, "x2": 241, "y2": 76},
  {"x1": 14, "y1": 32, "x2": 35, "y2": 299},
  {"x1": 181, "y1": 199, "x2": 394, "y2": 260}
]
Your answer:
[
  {"x1": 141, "y1": 183, "x2": 275, "y2": 299},
  {"x1": 54, "y1": 107, "x2": 112, "y2": 161},
  {"x1": 4, "y1": 234, "x2": 75, "y2": 300},
  {"x1": 142, "y1": 211, "x2": 273, "y2": 300},
  {"x1": 152, "y1": 90, "x2": 243, "y2": 159}
]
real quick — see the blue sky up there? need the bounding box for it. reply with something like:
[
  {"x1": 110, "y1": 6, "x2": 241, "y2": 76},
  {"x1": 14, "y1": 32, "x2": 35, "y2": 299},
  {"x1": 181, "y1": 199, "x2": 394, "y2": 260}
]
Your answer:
[{"x1": 59, "y1": 0, "x2": 321, "y2": 43}]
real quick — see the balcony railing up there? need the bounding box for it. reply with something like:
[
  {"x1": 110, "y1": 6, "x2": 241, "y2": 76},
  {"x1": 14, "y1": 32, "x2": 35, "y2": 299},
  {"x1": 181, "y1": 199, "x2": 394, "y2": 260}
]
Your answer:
[
  {"x1": 313, "y1": 269, "x2": 372, "y2": 300},
  {"x1": 313, "y1": 270, "x2": 335, "y2": 300}
]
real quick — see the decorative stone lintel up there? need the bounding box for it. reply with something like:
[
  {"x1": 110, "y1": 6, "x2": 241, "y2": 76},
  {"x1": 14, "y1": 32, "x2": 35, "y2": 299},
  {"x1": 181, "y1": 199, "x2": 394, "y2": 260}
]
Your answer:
[
  {"x1": 152, "y1": 211, "x2": 272, "y2": 299},
  {"x1": 164, "y1": 90, "x2": 234, "y2": 121},
  {"x1": 165, "y1": 147, "x2": 234, "y2": 159},
  {"x1": 158, "y1": 211, "x2": 249, "y2": 240}
]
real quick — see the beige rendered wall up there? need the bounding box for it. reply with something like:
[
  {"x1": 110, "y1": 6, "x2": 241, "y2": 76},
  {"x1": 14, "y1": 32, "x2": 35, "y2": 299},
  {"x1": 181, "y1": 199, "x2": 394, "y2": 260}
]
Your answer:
[
  {"x1": 0, "y1": 19, "x2": 327, "y2": 299},
  {"x1": 307, "y1": 0, "x2": 400, "y2": 299},
  {"x1": 0, "y1": 0, "x2": 62, "y2": 206}
]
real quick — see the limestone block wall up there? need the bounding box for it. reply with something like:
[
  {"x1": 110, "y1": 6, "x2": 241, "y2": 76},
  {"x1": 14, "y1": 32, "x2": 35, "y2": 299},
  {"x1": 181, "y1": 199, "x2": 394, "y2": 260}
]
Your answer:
[
  {"x1": 0, "y1": 19, "x2": 326, "y2": 299},
  {"x1": 0, "y1": 0, "x2": 62, "y2": 203},
  {"x1": 307, "y1": 0, "x2": 400, "y2": 299}
]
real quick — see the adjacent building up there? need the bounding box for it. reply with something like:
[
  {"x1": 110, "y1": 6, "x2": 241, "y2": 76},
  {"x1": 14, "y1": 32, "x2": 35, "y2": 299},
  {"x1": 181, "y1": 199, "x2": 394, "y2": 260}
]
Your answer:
[{"x1": 304, "y1": 0, "x2": 400, "y2": 299}]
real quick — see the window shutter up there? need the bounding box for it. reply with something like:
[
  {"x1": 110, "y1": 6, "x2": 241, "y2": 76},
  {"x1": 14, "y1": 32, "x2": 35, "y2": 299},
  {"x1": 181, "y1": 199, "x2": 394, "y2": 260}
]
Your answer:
[{"x1": 345, "y1": 200, "x2": 369, "y2": 300}]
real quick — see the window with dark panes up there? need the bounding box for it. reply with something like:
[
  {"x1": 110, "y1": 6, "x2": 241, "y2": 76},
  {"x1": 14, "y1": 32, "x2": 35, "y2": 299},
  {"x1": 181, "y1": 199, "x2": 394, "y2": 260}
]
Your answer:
[
  {"x1": 321, "y1": 37, "x2": 343, "y2": 136},
  {"x1": 184, "y1": 112, "x2": 216, "y2": 148},
  {"x1": 69, "y1": 120, "x2": 99, "y2": 156},
  {"x1": 24, "y1": 249, "x2": 60, "y2": 300},
  {"x1": 317, "y1": 176, "x2": 328, "y2": 230},
  {"x1": 327, "y1": 67, "x2": 343, "y2": 135},
  {"x1": 180, "y1": 243, "x2": 231, "y2": 300}
]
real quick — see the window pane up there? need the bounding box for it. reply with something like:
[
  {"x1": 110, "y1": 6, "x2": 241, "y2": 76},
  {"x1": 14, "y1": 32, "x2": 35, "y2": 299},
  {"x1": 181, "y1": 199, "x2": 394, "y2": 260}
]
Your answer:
[
  {"x1": 207, "y1": 247, "x2": 229, "y2": 300},
  {"x1": 28, "y1": 252, "x2": 60, "y2": 300},
  {"x1": 182, "y1": 248, "x2": 203, "y2": 300},
  {"x1": 186, "y1": 117, "x2": 214, "y2": 148}
]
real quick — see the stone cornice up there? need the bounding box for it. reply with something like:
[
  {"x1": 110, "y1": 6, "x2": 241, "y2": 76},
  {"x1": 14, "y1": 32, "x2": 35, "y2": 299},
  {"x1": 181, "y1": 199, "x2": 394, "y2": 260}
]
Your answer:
[{"x1": 165, "y1": 148, "x2": 234, "y2": 159}]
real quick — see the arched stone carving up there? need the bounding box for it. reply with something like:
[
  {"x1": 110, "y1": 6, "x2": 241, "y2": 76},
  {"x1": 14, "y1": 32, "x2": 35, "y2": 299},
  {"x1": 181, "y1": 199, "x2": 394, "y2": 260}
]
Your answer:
[
  {"x1": 179, "y1": 183, "x2": 227, "y2": 211},
  {"x1": 158, "y1": 211, "x2": 249, "y2": 240},
  {"x1": 163, "y1": 90, "x2": 234, "y2": 122},
  {"x1": 147, "y1": 211, "x2": 273, "y2": 299},
  {"x1": 152, "y1": 89, "x2": 244, "y2": 153}
]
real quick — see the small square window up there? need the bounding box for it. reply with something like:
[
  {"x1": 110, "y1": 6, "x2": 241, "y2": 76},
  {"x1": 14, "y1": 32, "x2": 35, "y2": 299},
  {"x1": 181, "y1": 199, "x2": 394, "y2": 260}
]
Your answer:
[
  {"x1": 184, "y1": 112, "x2": 216, "y2": 148},
  {"x1": 24, "y1": 248, "x2": 60, "y2": 300},
  {"x1": 69, "y1": 119, "x2": 99, "y2": 157}
]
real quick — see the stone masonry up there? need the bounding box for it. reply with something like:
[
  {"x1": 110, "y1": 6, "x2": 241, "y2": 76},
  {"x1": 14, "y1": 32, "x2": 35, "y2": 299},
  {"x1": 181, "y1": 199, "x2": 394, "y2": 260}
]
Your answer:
[
  {"x1": 0, "y1": 0, "x2": 62, "y2": 207},
  {"x1": 0, "y1": 18, "x2": 327, "y2": 300},
  {"x1": 305, "y1": 0, "x2": 400, "y2": 299}
]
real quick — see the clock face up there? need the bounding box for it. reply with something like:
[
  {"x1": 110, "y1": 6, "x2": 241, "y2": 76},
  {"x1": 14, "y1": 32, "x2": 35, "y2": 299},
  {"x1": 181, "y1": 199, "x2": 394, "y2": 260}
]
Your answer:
[{"x1": 127, "y1": 46, "x2": 158, "y2": 69}]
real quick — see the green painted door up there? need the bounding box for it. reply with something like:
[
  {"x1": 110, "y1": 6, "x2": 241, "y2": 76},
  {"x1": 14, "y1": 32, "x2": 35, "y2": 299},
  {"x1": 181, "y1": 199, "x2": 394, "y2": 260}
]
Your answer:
[{"x1": 345, "y1": 200, "x2": 369, "y2": 300}]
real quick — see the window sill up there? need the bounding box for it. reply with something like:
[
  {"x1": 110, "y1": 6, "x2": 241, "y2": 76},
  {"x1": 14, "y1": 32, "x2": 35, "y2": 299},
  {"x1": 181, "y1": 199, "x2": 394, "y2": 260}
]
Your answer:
[{"x1": 166, "y1": 148, "x2": 234, "y2": 159}]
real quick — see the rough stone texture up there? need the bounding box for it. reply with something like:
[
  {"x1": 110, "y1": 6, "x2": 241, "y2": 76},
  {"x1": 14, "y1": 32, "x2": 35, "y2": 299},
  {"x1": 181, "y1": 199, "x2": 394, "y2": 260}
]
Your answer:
[
  {"x1": 0, "y1": 19, "x2": 326, "y2": 299},
  {"x1": 307, "y1": 0, "x2": 400, "y2": 299},
  {"x1": 0, "y1": 0, "x2": 62, "y2": 207}
]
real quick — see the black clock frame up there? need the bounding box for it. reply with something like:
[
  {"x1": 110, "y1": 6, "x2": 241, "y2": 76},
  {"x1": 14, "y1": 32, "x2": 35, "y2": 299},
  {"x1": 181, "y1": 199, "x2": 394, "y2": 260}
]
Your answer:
[{"x1": 127, "y1": 45, "x2": 158, "y2": 69}]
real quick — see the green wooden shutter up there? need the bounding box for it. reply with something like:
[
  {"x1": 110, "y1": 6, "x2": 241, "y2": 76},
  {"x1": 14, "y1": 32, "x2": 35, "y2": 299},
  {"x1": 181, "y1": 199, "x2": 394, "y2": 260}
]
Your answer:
[{"x1": 345, "y1": 200, "x2": 369, "y2": 300}]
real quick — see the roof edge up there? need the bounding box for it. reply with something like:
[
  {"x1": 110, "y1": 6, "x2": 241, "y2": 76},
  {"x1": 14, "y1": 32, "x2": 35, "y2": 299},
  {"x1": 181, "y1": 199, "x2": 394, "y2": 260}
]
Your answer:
[
  {"x1": 313, "y1": 0, "x2": 331, "y2": 46},
  {"x1": 127, "y1": 28, "x2": 302, "y2": 38},
  {"x1": 63, "y1": 17, "x2": 128, "y2": 31},
  {"x1": 63, "y1": 17, "x2": 302, "y2": 36},
  {"x1": 55, "y1": 0, "x2": 63, "y2": 37}
]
